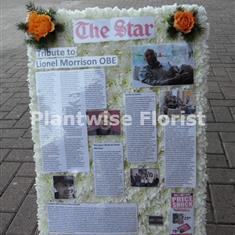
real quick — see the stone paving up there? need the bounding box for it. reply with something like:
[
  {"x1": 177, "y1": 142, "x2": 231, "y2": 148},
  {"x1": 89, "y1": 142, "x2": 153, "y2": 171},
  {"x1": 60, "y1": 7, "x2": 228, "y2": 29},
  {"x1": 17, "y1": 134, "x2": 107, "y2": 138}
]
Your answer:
[{"x1": 0, "y1": 0, "x2": 235, "y2": 234}]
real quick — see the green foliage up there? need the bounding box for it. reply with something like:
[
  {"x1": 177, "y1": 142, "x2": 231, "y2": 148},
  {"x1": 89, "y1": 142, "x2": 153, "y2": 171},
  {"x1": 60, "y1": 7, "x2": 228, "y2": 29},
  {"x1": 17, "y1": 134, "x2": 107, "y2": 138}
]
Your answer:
[
  {"x1": 25, "y1": 2, "x2": 36, "y2": 12},
  {"x1": 55, "y1": 23, "x2": 65, "y2": 33},
  {"x1": 167, "y1": 14, "x2": 174, "y2": 26},
  {"x1": 48, "y1": 8, "x2": 56, "y2": 18},
  {"x1": 16, "y1": 22, "x2": 27, "y2": 32},
  {"x1": 183, "y1": 23, "x2": 204, "y2": 42},
  {"x1": 26, "y1": 2, "x2": 56, "y2": 18},
  {"x1": 167, "y1": 26, "x2": 178, "y2": 40},
  {"x1": 191, "y1": 8, "x2": 198, "y2": 17},
  {"x1": 176, "y1": 6, "x2": 184, "y2": 12}
]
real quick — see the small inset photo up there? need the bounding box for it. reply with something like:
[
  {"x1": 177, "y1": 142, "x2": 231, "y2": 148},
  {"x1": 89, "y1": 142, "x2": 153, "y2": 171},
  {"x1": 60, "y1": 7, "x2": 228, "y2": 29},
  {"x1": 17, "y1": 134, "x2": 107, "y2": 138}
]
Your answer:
[
  {"x1": 161, "y1": 89, "x2": 196, "y2": 116},
  {"x1": 130, "y1": 168, "x2": 159, "y2": 187},
  {"x1": 86, "y1": 110, "x2": 121, "y2": 136},
  {"x1": 173, "y1": 213, "x2": 184, "y2": 225},
  {"x1": 53, "y1": 176, "x2": 75, "y2": 199}
]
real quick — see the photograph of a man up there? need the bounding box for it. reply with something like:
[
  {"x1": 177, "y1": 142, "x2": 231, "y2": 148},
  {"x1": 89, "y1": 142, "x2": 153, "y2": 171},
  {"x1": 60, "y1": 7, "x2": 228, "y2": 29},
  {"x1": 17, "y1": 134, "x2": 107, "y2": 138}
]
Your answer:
[
  {"x1": 86, "y1": 110, "x2": 121, "y2": 136},
  {"x1": 138, "y1": 49, "x2": 167, "y2": 84},
  {"x1": 53, "y1": 176, "x2": 75, "y2": 199},
  {"x1": 161, "y1": 89, "x2": 196, "y2": 116},
  {"x1": 132, "y1": 43, "x2": 194, "y2": 87}
]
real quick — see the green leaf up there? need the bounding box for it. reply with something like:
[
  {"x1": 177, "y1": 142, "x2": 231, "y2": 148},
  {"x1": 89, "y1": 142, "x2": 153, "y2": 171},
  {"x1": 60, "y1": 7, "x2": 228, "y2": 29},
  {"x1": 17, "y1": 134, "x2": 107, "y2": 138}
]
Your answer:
[
  {"x1": 26, "y1": 2, "x2": 36, "y2": 12},
  {"x1": 167, "y1": 26, "x2": 178, "y2": 39},
  {"x1": 182, "y1": 23, "x2": 205, "y2": 42},
  {"x1": 55, "y1": 23, "x2": 65, "y2": 33},
  {"x1": 25, "y1": 38, "x2": 35, "y2": 46},
  {"x1": 167, "y1": 14, "x2": 174, "y2": 26},
  {"x1": 17, "y1": 22, "x2": 28, "y2": 31},
  {"x1": 192, "y1": 9, "x2": 198, "y2": 17},
  {"x1": 48, "y1": 8, "x2": 56, "y2": 17},
  {"x1": 176, "y1": 6, "x2": 184, "y2": 12}
]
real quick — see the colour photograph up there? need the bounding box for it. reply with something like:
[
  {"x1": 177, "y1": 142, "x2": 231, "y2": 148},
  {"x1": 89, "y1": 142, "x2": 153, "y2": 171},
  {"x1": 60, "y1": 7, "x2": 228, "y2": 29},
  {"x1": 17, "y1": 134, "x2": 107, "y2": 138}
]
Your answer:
[
  {"x1": 86, "y1": 110, "x2": 121, "y2": 136},
  {"x1": 161, "y1": 89, "x2": 196, "y2": 116},
  {"x1": 53, "y1": 176, "x2": 75, "y2": 199},
  {"x1": 132, "y1": 43, "x2": 195, "y2": 87}
]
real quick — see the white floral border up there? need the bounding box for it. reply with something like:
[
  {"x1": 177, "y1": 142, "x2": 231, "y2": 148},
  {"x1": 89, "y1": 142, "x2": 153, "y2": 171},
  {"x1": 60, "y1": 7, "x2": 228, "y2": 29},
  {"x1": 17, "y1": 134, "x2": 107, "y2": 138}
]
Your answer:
[{"x1": 27, "y1": 4, "x2": 209, "y2": 235}]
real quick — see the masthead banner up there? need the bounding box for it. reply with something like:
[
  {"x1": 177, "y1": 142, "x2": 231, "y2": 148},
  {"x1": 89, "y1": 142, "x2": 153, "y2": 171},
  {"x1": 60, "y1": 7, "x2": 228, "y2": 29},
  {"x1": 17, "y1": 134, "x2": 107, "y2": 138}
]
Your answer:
[{"x1": 73, "y1": 16, "x2": 155, "y2": 43}]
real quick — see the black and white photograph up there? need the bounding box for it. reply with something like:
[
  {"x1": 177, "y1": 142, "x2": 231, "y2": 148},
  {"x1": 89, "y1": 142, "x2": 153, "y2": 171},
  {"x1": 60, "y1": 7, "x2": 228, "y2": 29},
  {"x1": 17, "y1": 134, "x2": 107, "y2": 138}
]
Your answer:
[
  {"x1": 130, "y1": 168, "x2": 159, "y2": 187},
  {"x1": 161, "y1": 89, "x2": 196, "y2": 116},
  {"x1": 132, "y1": 43, "x2": 194, "y2": 87},
  {"x1": 53, "y1": 176, "x2": 75, "y2": 199}
]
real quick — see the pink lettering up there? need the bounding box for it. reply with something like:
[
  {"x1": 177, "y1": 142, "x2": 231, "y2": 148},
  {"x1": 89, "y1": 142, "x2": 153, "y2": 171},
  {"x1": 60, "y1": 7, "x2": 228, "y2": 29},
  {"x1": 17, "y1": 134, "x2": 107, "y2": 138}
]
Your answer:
[
  {"x1": 100, "y1": 26, "x2": 109, "y2": 38},
  {"x1": 114, "y1": 19, "x2": 126, "y2": 37},
  {"x1": 74, "y1": 18, "x2": 155, "y2": 42},
  {"x1": 114, "y1": 19, "x2": 154, "y2": 38},
  {"x1": 75, "y1": 21, "x2": 89, "y2": 39},
  {"x1": 127, "y1": 22, "x2": 133, "y2": 37},
  {"x1": 75, "y1": 21, "x2": 90, "y2": 39},
  {"x1": 75, "y1": 21, "x2": 110, "y2": 40},
  {"x1": 133, "y1": 24, "x2": 144, "y2": 37},
  {"x1": 144, "y1": 24, "x2": 154, "y2": 36}
]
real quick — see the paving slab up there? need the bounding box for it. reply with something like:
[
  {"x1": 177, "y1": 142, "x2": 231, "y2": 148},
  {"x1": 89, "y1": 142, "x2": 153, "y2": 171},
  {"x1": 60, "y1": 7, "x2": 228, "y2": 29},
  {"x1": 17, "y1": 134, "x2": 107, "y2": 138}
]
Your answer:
[
  {"x1": 4, "y1": 105, "x2": 28, "y2": 120},
  {"x1": 14, "y1": 111, "x2": 31, "y2": 129},
  {"x1": 207, "y1": 225, "x2": 235, "y2": 235},
  {"x1": 0, "y1": 177, "x2": 34, "y2": 213},
  {"x1": 206, "y1": 132, "x2": 224, "y2": 154},
  {"x1": 0, "y1": 213, "x2": 15, "y2": 235},
  {"x1": 223, "y1": 143, "x2": 235, "y2": 167},
  {"x1": 220, "y1": 132, "x2": 235, "y2": 142},
  {"x1": 207, "y1": 154, "x2": 228, "y2": 168},
  {"x1": 5, "y1": 149, "x2": 34, "y2": 162},
  {"x1": 208, "y1": 168, "x2": 235, "y2": 184},
  {"x1": 0, "y1": 120, "x2": 16, "y2": 129},
  {"x1": 5, "y1": 195, "x2": 37, "y2": 235},
  {"x1": 0, "y1": 129, "x2": 26, "y2": 138},
  {"x1": 212, "y1": 106, "x2": 233, "y2": 122},
  {"x1": 0, "y1": 138, "x2": 33, "y2": 149},
  {"x1": 0, "y1": 162, "x2": 21, "y2": 195},
  {"x1": 16, "y1": 162, "x2": 36, "y2": 177},
  {"x1": 207, "y1": 122, "x2": 235, "y2": 132},
  {"x1": 0, "y1": 149, "x2": 10, "y2": 163}
]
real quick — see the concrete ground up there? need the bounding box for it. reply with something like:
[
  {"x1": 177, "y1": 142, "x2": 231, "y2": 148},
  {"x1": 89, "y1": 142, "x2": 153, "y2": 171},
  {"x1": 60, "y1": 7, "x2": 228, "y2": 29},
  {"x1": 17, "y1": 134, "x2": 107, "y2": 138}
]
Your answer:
[{"x1": 0, "y1": 0, "x2": 235, "y2": 234}]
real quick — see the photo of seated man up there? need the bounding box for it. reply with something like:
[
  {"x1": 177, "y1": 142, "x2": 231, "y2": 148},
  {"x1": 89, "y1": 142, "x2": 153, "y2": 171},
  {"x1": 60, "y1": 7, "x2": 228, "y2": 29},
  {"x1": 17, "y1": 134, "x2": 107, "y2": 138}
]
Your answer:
[
  {"x1": 130, "y1": 168, "x2": 159, "y2": 187},
  {"x1": 161, "y1": 89, "x2": 196, "y2": 116},
  {"x1": 132, "y1": 43, "x2": 194, "y2": 87},
  {"x1": 53, "y1": 176, "x2": 75, "y2": 199},
  {"x1": 86, "y1": 110, "x2": 121, "y2": 136}
]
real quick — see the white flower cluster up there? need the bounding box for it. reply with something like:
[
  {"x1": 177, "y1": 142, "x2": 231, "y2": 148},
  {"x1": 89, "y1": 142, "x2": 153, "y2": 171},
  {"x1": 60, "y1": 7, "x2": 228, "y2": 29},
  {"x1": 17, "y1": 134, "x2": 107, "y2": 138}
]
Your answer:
[{"x1": 27, "y1": 5, "x2": 209, "y2": 235}]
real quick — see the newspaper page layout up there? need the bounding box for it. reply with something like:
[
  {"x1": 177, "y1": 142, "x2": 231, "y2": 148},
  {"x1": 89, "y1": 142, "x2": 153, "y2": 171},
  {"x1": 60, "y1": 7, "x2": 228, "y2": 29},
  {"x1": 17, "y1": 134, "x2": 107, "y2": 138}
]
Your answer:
[
  {"x1": 165, "y1": 122, "x2": 196, "y2": 188},
  {"x1": 125, "y1": 93, "x2": 157, "y2": 163},
  {"x1": 48, "y1": 203, "x2": 138, "y2": 234},
  {"x1": 93, "y1": 143, "x2": 124, "y2": 196},
  {"x1": 36, "y1": 71, "x2": 90, "y2": 173},
  {"x1": 170, "y1": 193, "x2": 194, "y2": 235}
]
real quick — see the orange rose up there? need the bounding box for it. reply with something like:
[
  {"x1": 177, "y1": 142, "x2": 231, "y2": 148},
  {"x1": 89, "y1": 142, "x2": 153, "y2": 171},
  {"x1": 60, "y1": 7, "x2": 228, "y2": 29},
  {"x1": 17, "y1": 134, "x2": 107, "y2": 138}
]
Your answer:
[
  {"x1": 173, "y1": 11, "x2": 195, "y2": 34},
  {"x1": 27, "y1": 12, "x2": 55, "y2": 41}
]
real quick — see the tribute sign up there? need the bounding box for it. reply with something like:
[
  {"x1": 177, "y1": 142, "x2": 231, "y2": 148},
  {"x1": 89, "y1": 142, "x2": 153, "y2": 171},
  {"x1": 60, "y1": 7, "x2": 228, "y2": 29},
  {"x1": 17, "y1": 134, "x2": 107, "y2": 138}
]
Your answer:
[{"x1": 25, "y1": 4, "x2": 209, "y2": 235}]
